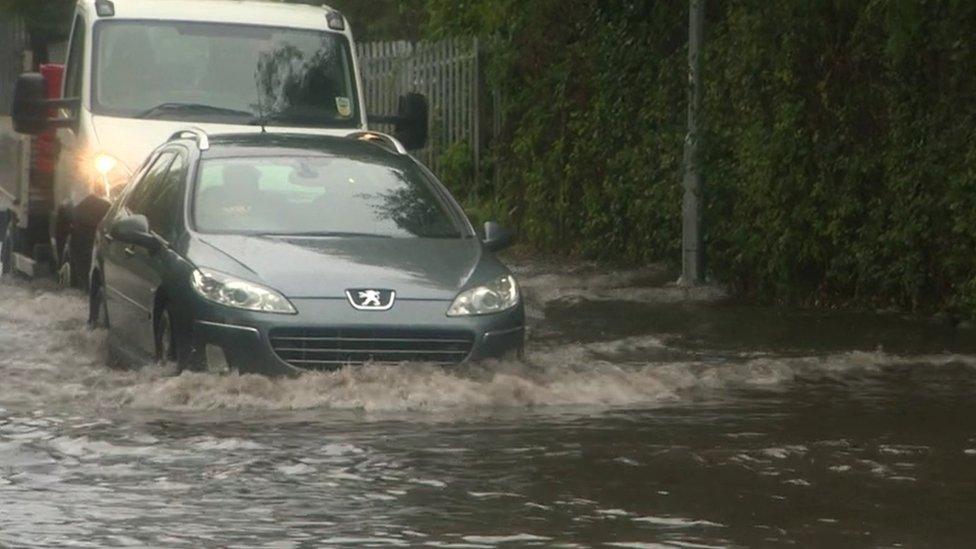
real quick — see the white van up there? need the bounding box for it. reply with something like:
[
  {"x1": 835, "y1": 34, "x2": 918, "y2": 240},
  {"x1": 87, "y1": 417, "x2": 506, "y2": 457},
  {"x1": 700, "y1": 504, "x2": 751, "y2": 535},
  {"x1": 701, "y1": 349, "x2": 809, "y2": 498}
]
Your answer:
[{"x1": 2, "y1": 0, "x2": 427, "y2": 287}]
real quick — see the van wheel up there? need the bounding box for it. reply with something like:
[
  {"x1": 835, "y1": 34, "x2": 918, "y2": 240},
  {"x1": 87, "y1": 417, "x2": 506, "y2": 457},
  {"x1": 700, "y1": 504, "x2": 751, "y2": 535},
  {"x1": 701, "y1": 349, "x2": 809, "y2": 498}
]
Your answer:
[
  {"x1": 58, "y1": 236, "x2": 80, "y2": 288},
  {"x1": 105, "y1": 339, "x2": 122, "y2": 369},
  {"x1": 155, "y1": 307, "x2": 182, "y2": 375},
  {"x1": 88, "y1": 275, "x2": 109, "y2": 328},
  {"x1": 1, "y1": 224, "x2": 12, "y2": 275}
]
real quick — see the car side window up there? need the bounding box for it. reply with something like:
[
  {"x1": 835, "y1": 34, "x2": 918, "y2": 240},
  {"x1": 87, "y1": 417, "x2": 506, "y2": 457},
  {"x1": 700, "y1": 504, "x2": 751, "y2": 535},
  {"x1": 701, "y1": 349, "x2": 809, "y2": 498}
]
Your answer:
[
  {"x1": 144, "y1": 153, "x2": 188, "y2": 241},
  {"x1": 63, "y1": 15, "x2": 86, "y2": 99},
  {"x1": 126, "y1": 151, "x2": 176, "y2": 216}
]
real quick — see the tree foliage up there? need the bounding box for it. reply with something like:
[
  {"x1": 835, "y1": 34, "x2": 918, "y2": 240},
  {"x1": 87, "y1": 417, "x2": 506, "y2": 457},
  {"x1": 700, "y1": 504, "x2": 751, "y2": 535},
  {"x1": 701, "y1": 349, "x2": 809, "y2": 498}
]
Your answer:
[
  {"x1": 426, "y1": 0, "x2": 976, "y2": 315},
  {"x1": 281, "y1": 0, "x2": 426, "y2": 41},
  {"x1": 0, "y1": 0, "x2": 73, "y2": 43}
]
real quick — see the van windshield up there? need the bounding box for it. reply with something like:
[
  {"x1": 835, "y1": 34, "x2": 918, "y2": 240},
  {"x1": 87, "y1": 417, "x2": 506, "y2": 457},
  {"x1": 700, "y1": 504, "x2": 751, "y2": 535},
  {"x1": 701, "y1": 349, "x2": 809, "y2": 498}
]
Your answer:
[{"x1": 93, "y1": 21, "x2": 359, "y2": 128}]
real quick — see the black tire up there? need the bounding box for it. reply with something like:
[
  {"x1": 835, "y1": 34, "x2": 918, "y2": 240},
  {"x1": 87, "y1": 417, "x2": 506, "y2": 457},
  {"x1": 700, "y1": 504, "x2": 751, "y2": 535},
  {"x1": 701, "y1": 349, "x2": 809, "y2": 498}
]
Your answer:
[
  {"x1": 105, "y1": 340, "x2": 122, "y2": 369},
  {"x1": 72, "y1": 232, "x2": 92, "y2": 290},
  {"x1": 88, "y1": 274, "x2": 109, "y2": 329},
  {"x1": 1, "y1": 224, "x2": 12, "y2": 276},
  {"x1": 58, "y1": 235, "x2": 80, "y2": 289},
  {"x1": 155, "y1": 307, "x2": 182, "y2": 375}
]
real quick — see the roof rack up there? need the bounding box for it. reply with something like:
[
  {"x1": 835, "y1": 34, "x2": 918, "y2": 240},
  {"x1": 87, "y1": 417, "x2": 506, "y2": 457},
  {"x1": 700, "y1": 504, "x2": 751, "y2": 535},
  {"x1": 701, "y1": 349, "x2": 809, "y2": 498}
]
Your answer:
[
  {"x1": 167, "y1": 127, "x2": 210, "y2": 151},
  {"x1": 346, "y1": 131, "x2": 407, "y2": 155}
]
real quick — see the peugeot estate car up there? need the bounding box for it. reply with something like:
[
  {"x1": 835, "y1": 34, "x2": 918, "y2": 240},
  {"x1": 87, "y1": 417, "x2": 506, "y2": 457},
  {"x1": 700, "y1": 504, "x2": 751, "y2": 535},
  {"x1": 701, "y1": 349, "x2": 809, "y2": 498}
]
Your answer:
[{"x1": 89, "y1": 130, "x2": 524, "y2": 375}]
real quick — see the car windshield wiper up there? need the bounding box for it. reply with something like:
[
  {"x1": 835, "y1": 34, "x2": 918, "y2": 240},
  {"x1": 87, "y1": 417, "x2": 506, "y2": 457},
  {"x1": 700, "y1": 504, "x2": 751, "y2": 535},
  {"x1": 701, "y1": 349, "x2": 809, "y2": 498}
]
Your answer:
[
  {"x1": 259, "y1": 231, "x2": 393, "y2": 239},
  {"x1": 248, "y1": 110, "x2": 341, "y2": 127},
  {"x1": 423, "y1": 232, "x2": 464, "y2": 239},
  {"x1": 136, "y1": 103, "x2": 255, "y2": 120}
]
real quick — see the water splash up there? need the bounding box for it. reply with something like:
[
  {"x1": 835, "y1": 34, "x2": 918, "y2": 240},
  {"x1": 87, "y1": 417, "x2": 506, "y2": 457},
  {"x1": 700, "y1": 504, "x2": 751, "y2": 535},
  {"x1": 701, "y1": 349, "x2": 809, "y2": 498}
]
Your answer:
[{"x1": 3, "y1": 275, "x2": 975, "y2": 414}]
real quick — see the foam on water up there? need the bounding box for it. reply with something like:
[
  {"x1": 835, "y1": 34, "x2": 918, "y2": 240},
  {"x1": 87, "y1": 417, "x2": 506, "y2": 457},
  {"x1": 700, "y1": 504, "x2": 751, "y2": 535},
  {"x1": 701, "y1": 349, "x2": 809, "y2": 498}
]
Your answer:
[
  {"x1": 80, "y1": 346, "x2": 976, "y2": 412},
  {"x1": 461, "y1": 533, "x2": 553, "y2": 544},
  {"x1": 3, "y1": 276, "x2": 976, "y2": 415},
  {"x1": 514, "y1": 260, "x2": 727, "y2": 308}
]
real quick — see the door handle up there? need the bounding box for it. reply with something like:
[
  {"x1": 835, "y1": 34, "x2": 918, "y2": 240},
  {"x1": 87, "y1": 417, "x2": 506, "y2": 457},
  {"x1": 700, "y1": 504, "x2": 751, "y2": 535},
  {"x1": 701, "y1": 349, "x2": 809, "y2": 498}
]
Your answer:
[{"x1": 122, "y1": 245, "x2": 136, "y2": 257}]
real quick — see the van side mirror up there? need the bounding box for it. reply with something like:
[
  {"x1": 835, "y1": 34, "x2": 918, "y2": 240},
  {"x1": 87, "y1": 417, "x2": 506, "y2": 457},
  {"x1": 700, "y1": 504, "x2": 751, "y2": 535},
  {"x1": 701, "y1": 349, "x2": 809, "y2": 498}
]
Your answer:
[
  {"x1": 12, "y1": 70, "x2": 79, "y2": 135},
  {"x1": 393, "y1": 93, "x2": 428, "y2": 150},
  {"x1": 111, "y1": 214, "x2": 160, "y2": 252},
  {"x1": 12, "y1": 73, "x2": 48, "y2": 135},
  {"x1": 482, "y1": 221, "x2": 514, "y2": 252}
]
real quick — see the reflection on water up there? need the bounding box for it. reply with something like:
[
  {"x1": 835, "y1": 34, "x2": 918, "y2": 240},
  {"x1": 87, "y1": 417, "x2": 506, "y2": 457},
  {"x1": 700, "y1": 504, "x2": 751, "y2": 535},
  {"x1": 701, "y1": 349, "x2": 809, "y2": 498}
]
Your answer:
[{"x1": 2, "y1": 262, "x2": 976, "y2": 547}]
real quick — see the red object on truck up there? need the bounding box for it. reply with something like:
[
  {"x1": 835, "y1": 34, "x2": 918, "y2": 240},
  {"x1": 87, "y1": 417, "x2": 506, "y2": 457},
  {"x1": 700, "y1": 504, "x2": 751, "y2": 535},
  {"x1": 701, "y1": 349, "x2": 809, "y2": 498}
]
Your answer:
[{"x1": 33, "y1": 63, "x2": 65, "y2": 174}]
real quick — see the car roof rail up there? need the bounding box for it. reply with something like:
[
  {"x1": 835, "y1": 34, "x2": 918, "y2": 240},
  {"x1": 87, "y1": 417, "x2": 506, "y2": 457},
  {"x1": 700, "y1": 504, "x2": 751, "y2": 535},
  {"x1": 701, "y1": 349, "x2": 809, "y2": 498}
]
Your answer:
[
  {"x1": 167, "y1": 127, "x2": 210, "y2": 151},
  {"x1": 346, "y1": 131, "x2": 407, "y2": 155}
]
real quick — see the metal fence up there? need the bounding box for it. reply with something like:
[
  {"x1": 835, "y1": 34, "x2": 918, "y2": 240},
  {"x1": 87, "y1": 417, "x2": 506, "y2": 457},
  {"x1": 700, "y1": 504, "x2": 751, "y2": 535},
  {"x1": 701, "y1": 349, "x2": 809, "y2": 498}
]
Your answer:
[{"x1": 357, "y1": 38, "x2": 486, "y2": 177}]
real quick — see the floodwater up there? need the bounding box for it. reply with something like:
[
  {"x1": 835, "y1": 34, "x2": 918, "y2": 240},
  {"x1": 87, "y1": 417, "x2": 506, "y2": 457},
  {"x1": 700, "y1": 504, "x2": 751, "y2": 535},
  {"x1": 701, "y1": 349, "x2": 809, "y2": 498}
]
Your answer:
[{"x1": 2, "y1": 261, "x2": 976, "y2": 548}]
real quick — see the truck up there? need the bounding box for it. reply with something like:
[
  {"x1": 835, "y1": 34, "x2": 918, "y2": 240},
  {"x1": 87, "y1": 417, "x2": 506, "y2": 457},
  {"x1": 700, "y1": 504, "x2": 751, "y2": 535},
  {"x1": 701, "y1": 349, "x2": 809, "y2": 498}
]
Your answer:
[{"x1": 1, "y1": 0, "x2": 427, "y2": 287}]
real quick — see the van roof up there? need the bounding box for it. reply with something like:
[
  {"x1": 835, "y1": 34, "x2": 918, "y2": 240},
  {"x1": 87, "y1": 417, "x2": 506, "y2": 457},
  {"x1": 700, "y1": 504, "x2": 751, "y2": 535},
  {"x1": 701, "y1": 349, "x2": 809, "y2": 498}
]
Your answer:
[{"x1": 82, "y1": 0, "x2": 342, "y2": 33}]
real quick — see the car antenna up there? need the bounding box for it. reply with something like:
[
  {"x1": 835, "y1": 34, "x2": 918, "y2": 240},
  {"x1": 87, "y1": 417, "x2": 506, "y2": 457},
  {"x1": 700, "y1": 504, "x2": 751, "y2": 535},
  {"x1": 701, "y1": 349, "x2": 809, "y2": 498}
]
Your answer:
[
  {"x1": 252, "y1": 81, "x2": 269, "y2": 134},
  {"x1": 248, "y1": 114, "x2": 269, "y2": 133}
]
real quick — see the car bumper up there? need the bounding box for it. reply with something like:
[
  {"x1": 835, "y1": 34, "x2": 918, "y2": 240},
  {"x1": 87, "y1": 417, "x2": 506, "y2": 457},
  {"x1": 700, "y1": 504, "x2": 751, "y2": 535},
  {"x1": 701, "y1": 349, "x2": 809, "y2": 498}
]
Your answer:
[{"x1": 190, "y1": 298, "x2": 525, "y2": 376}]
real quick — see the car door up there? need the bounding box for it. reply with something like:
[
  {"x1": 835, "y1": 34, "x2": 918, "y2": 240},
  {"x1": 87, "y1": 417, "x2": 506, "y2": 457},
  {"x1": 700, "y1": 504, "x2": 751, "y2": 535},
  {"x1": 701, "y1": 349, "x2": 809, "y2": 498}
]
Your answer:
[
  {"x1": 103, "y1": 150, "x2": 175, "y2": 356},
  {"x1": 125, "y1": 150, "x2": 189, "y2": 355}
]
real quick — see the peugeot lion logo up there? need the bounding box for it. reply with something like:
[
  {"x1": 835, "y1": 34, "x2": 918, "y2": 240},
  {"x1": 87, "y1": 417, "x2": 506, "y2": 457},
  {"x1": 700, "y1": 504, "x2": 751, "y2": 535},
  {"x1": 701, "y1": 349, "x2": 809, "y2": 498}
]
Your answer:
[{"x1": 346, "y1": 289, "x2": 396, "y2": 311}]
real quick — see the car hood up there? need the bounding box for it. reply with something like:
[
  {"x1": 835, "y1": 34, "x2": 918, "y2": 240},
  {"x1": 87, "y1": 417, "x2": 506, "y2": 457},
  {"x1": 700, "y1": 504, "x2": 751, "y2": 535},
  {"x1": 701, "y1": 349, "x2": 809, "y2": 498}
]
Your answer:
[
  {"x1": 192, "y1": 235, "x2": 488, "y2": 300},
  {"x1": 90, "y1": 115, "x2": 355, "y2": 175}
]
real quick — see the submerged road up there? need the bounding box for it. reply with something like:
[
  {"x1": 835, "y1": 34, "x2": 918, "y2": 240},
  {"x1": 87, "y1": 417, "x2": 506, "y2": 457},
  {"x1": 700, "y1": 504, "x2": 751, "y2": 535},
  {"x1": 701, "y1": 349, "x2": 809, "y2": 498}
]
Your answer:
[{"x1": 1, "y1": 261, "x2": 976, "y2": 547}]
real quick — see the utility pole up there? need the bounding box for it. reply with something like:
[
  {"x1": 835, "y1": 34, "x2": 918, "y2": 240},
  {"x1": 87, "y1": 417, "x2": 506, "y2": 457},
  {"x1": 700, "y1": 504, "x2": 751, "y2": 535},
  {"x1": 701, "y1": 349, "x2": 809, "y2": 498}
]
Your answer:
[{"x1": 680, "y1": 0, "x2": 705, "y2": 286}]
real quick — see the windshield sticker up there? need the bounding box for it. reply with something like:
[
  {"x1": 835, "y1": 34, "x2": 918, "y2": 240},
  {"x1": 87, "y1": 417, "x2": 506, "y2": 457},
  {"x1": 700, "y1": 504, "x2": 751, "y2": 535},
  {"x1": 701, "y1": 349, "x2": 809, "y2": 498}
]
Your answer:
[{"x1": 336, "y1": 97, "x2": 352, "y2": 118}]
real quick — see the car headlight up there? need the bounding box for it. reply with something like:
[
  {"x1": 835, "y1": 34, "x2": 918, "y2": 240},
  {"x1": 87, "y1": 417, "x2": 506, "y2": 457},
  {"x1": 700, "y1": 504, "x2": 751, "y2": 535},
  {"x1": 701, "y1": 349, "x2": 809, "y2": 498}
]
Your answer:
[
  {"x1": 87, "y1": 153, "x2": 131, "y2": 199},
  {"x1": 447, "y1": 275, "x2": 519, "y2": 316},
  {"x1": 191, "y1": 268, "x2": 297, "y2": 314}
]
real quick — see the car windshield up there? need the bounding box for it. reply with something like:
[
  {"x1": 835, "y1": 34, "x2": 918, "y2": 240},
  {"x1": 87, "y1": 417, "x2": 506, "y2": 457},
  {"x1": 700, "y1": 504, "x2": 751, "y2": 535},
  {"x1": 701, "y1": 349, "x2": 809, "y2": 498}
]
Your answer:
[
  {"x1": 93, "y1": 20, "x2": 359, "y2": 127},
  {"x1": 193, "y1": 155, "x2": 465, "y2": 238}
]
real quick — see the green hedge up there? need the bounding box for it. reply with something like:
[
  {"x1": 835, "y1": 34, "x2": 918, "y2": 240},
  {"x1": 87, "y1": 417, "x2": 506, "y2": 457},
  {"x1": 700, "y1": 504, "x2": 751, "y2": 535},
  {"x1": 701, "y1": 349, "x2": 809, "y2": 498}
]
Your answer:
[{"x1": 426, "y1": 0, "x2": 976, "y2": 315}]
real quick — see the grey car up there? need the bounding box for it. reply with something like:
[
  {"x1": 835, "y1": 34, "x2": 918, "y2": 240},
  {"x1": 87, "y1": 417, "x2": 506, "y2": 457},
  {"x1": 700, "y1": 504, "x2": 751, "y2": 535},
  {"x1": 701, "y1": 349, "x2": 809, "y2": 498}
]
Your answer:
[{"x1": 89, "y1": 130, "x2": 524, "y2": 375}]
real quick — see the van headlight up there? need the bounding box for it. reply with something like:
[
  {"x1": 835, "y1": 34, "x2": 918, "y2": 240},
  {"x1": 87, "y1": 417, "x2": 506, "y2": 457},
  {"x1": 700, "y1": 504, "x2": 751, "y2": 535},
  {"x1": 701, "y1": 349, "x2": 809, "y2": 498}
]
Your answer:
[
  {"x1": 191, "y1": 268, "x2": 297, "y2": 314},
  {"x1": 447, "y1": 275, "x2": 519, "y2": 316},
  {"x1": 87, "y1": 153, "x2": 131, "y2": 199}
]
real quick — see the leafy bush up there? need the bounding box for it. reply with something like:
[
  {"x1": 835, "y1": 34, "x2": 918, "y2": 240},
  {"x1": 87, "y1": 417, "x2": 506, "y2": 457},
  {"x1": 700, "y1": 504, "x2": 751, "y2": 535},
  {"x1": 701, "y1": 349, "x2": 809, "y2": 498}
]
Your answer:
[{"x1": 426, "y1": 0, "x2": 976, "y2": 315}]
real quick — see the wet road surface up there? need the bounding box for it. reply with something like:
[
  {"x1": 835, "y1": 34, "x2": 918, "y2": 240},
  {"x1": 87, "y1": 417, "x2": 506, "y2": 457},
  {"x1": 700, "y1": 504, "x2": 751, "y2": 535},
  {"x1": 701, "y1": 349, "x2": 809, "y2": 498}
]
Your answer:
[{"x1": 2, "y1": 262, "x2": 976, "y2": 547}]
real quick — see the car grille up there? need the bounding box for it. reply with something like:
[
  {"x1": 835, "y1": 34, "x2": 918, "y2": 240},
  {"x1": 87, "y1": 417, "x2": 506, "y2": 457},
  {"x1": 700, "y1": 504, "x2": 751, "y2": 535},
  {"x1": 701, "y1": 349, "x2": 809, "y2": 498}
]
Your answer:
[{"x1": 269, "y1": 327, "x2": 475, "y2": 369}]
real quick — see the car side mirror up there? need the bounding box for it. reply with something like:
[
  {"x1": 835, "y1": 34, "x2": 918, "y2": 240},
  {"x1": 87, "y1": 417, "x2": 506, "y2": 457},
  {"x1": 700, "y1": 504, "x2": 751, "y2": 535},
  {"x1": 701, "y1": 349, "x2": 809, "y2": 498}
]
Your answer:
[
  {"x1": 393, "y1": 93, "x2": 429, "y2": 150},
  {"x1": 12, "y1": 73, "x2": 48, "y2": 135},
  {"x1": 482, "y1": 221, "x2": 514, "y2": 252},
  {"x1": 111, "y1": 214, "x2": 160, "y2": 252}
]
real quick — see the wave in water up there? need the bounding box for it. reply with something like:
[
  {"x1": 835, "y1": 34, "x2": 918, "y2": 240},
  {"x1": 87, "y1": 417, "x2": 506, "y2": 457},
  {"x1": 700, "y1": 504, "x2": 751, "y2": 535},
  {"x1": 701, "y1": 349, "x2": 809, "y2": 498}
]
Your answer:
[{"x1": 2, "y1": 278, "x2": 975, "y2": 414}]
